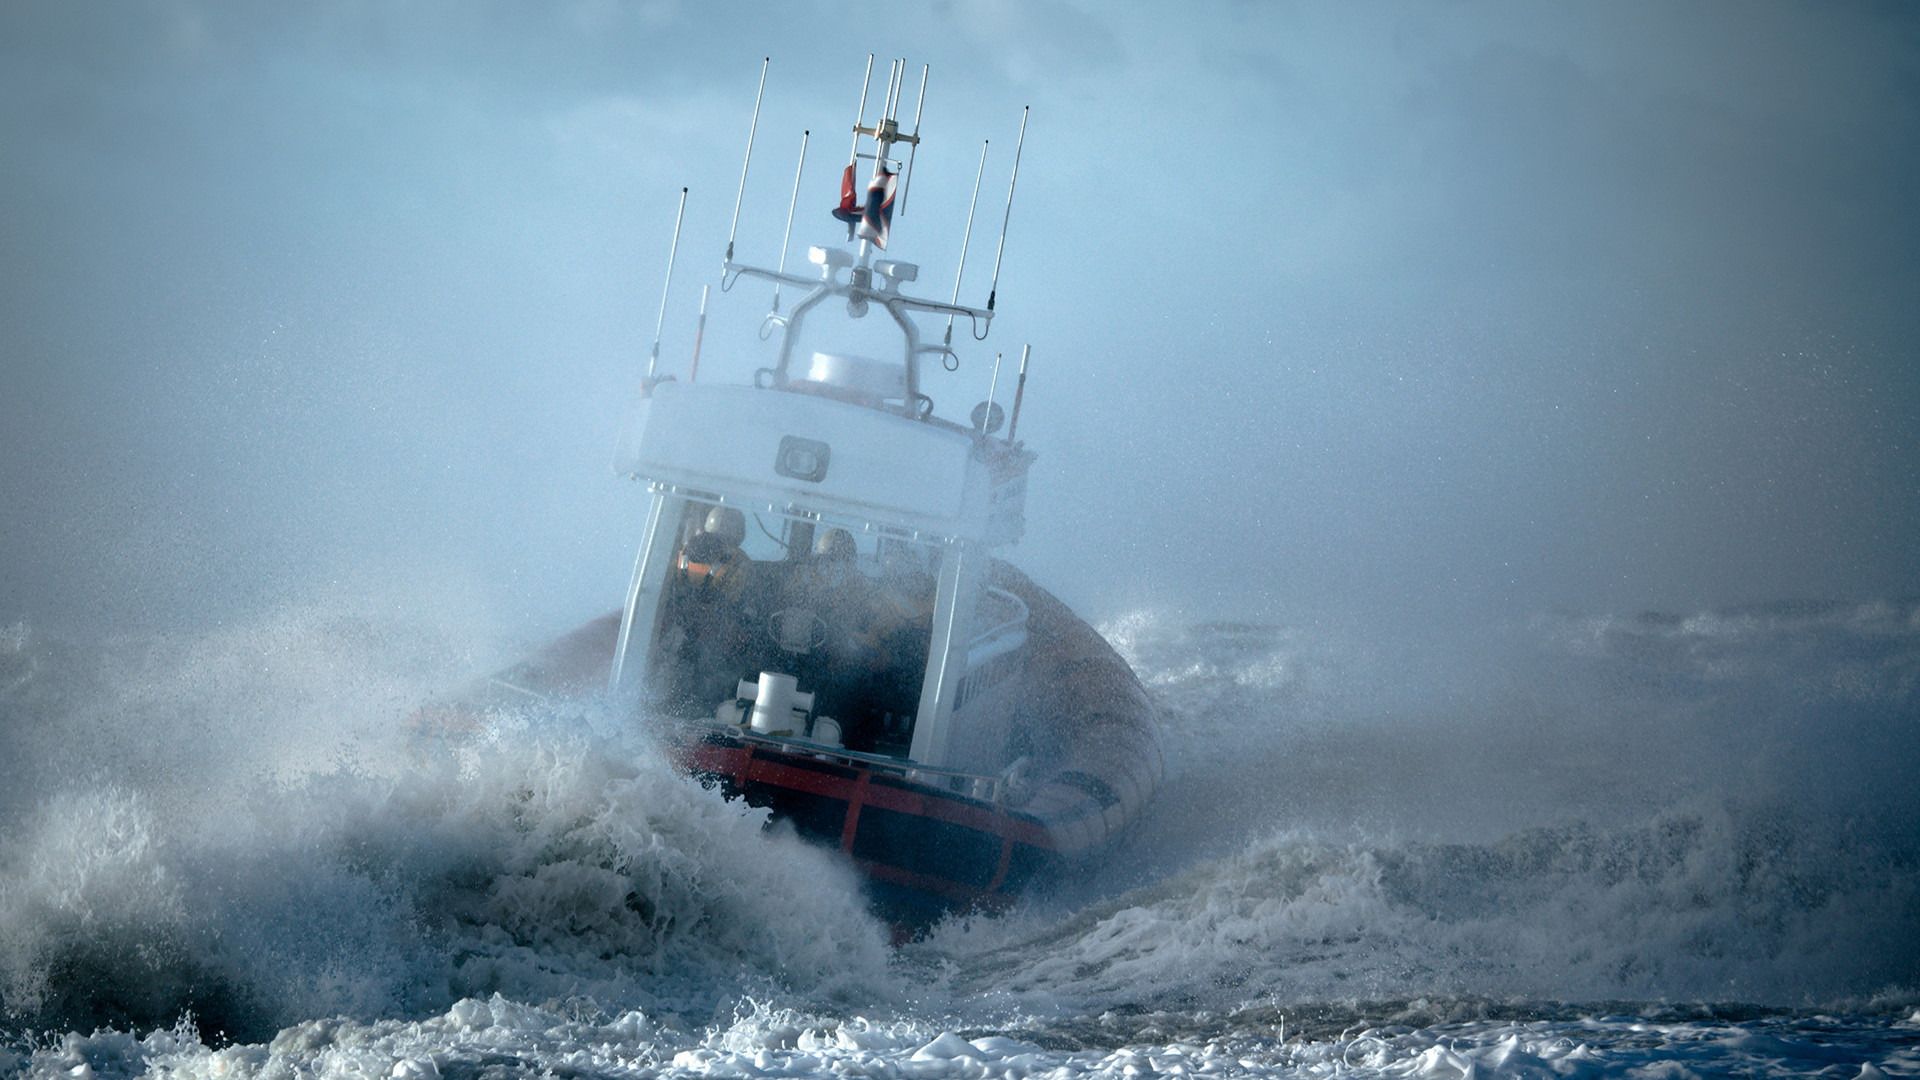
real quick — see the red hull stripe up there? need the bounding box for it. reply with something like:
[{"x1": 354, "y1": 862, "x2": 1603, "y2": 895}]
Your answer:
[{"x1": 681, "y1": 740, "x2": 1058, "y2": 850}]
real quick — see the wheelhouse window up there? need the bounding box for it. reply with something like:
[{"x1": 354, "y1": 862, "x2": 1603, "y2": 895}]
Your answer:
[{"x1": 650, "y1": 499, "x2": 940, "y2": 758}]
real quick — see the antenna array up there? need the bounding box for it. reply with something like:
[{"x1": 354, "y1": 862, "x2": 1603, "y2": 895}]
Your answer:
[{"x1": 641, "y1": 54, "x2": 1032, "y2": 413}]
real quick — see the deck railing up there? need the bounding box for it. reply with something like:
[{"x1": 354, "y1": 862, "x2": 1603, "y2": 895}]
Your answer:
[{"x1": 968, "y1": 586, "x2": 1029, "y2": 664}]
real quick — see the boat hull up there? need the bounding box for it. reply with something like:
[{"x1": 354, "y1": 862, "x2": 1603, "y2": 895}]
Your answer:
[
  {"x1": 675, "y1": 731, "x2": 1057, "y2": 924},
  {"x1": 430, "y1": 560, "x2": 1160, "y2": 926}
]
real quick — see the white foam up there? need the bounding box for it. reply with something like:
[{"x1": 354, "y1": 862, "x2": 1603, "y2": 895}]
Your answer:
[
  {"x1": 19, "y1": 1000, "x2": 1920, "y2": 1079},
  {"x1": 7, "y1": 597, "x2": 1920, "y2": 1077},
  {"x1": 1, "y1": 700, "x2": 893, "y2": 1039}
]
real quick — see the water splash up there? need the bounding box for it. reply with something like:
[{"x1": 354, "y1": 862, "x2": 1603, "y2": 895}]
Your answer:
[
  {"x1": 0, "y1": 601, "x2": 895, "y2": 1043},
  {"x1": 4, "y1": 594, "x2": 1918, "y2": 1076}
]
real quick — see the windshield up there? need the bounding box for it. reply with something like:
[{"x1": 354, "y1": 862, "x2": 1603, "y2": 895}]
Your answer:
[{"x1": 651, "y1": 501, "x2": 938, "y2": 757}]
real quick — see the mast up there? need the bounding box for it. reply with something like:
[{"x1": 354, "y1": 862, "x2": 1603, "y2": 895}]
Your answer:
[{"x1": 707, "y1": 55, "x2": 1022, "y2": 395}]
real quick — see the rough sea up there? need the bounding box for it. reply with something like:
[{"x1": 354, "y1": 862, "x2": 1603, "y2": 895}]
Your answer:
[{"x1": 1, "y1": 593, "x2": 1915, "y2": 1078}]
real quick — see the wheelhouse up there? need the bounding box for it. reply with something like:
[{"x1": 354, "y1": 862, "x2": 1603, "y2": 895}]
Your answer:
[{"x1": 610, "y1": 369, "x2": 1033, "y2": 778}]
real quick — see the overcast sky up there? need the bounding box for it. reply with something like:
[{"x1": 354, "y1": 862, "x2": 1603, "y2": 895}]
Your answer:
[{"x1": 2, "y1": 1, "x2": 1916, "y2": 641}]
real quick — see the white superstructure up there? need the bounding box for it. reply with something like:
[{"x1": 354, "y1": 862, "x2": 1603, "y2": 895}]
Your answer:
[{"x1": 607, "y1": 56, "x2": 1035, "y2": 776}]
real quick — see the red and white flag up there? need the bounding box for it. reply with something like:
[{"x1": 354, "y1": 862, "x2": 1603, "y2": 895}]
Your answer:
[{"x1": 857, "y1": 167, "x2": 898, "y2": 249}]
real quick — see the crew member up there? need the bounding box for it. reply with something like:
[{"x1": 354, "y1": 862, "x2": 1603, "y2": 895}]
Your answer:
[
  {"x1": 665, "y1": 506, "x2": 752, "y2": 711},
  {"x1": 678, "y1": 506, "x2": 747, "y2": 597},
  {"x1": 794, "y1": 528, "x2": 918, "y2": 750}
]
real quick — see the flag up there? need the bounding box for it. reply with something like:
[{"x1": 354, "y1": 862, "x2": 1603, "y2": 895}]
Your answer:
[
  {"x1": 831, "y1": 163, "x2": 860, "y2": 235},
  {"x1": 857, "y1": 167, "x2": 898, "y2": 249}
]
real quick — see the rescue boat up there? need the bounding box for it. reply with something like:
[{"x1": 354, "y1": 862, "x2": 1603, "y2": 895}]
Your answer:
[{"x1": 469, "y1": 56, "x2": 1161, "y2": 924}]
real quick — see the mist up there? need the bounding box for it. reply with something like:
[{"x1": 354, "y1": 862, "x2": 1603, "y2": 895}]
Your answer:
[
  {"x1": 4, "y1": 3, "x2": 1917, "y2": 644},
  {"x1": 6, "y1": 10, "x2": 1920, "y2": 1064}
]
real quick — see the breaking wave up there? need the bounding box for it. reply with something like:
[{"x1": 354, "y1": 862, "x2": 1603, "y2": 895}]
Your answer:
[
  {"x1": 2, "y1": 593, "x2": 1916, "y2": 1076},
  {"x1": 914, "y1": 599, "x2": 1920, "y2": 1016},
  {"x1": 0, "y1": 600, "x2": 892, "y2": 1045}
]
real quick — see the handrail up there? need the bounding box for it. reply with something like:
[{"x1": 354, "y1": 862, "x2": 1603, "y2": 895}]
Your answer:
[
  {"x1": 969, "y1": 586, "x2": 1028, "y2": 653},
  {"x1": 723, "y1": 256, "x2": 994, "y2": 415}
]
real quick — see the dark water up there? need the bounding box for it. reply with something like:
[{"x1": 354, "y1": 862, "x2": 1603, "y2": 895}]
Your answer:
[{"x1": 0, "y1": 596, "x2": 1915, "y2": 1076}]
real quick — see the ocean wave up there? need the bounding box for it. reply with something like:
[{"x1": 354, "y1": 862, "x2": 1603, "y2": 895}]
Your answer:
[
  {"x1": 0, "y1": 604, "x2": 893, "y2": 1044},
  {"x1": 918, "y1": 804, "x2": 1919, "y2": 1015},
  {"x1": 916, "y1": 600, "x2": 1920, "y2": 1015},
  {"x1": 4, "y1": 594, "x2": 1917, "y2": 1072}
]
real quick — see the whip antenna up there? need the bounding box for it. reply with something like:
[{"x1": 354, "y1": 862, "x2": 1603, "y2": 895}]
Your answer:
[
  {"x1": 985, "y1": 106, "x2": 1028, "y2": 313},
  {"x1": 688, "y1": 284, "x2": 710, "y2": 382},
  {"x1": 724, "y1": 57, "x2": 770, "y2": 263},
  {"x1": 898, "y1": 64, "x2": 929, "y2": 216},
  {"x1": 981, "y1": 351, "x2": 1004, "y2": 435},
  {"x1": 846, "y1": 54, "x2": 875, "y2": 169},
  {"x1": 772, "y1": 129, "x2": 810, "y2": 314},
  {"x1": 894, "y1": 59, "x2": 909, "y2": 116},
  {"x1": 1006, "y1": 344, "x2": 1031, "y2": 442},
  {"x1": 646, "y1": 186, "x2": 688, "y2": 380},
  {"x1": 944, "y1": 139, "x2": 989, "y2": 347}
]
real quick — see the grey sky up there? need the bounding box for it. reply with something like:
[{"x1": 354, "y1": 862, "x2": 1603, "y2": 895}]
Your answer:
[{"x1": 2, "y1": 1, "x2": 1915, "y2": 640}]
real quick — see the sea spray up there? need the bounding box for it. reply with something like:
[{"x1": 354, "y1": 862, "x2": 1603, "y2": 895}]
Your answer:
[
  {"x1": 5, "y1": 596, "x2": 1918, "y2": 1076},
  {"x1": 0, "y1": 600, "x2": 895, "y2": 1044},
  {"x1": 913, "y1": 602, "x2": 1920, "y2": 1017}
]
